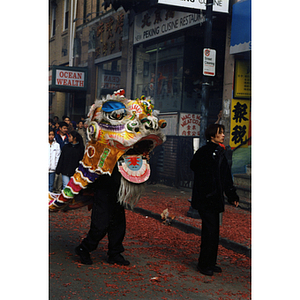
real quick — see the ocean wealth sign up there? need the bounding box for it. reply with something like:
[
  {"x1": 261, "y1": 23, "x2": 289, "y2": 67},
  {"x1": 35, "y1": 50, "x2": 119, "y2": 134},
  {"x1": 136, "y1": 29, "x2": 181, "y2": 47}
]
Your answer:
[
  {"x1": 56, "y1": 70, "x2": 85, "y2": 87},
  {"x1": 49, "y1": 65, "x2": 88, "y2": 91}
]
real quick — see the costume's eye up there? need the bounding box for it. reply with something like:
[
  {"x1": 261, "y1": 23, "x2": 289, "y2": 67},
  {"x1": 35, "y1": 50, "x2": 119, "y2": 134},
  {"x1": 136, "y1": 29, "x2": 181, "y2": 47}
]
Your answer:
[
  {"x1": 126, "y1": 120, "x2": 139, "y2": 133},
  {"x1": 142, "y1": 101, "x2": 150, "y2": 108},
  {"x1": 107, "y1": 109, "x2": 127, "y2": 120}
]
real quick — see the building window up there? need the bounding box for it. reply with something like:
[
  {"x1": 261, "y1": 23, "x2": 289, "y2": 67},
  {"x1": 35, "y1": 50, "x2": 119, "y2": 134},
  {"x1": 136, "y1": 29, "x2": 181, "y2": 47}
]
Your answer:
[
  {"x1": 63, "y1": 0, "x2": 69, "y2": 31},
  {"x1": 133, "y1": 29, "x2": 225, "y2": 117},
  {"x1": 51, "y1": 5, "x2": 56, "y2": 37},
  {"x1": 133, "y1": 36, "x2": 184, "y2": 113},
  {"x1": 96, "y1": 0, "x2": 100, "y2": 17},
  {"x1": 62, "y1": 36, "x2": 68, "y2": 57},
  {"x1": 83, "y1": 0, "x2": 87, "y2": 23},
  {"x1": 96, "y1": 59, "x2": 122, "y2": 98}
]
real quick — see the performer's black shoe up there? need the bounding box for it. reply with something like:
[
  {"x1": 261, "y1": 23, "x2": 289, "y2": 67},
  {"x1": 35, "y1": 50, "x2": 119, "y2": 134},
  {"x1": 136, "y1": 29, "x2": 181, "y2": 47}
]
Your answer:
[
  {"x1": 212, "y1": 265, "x2": 222, "y2": 273},
  {"x1": 197, "y1": 264, "x2": 213, "y2": 276},
  {"x1": 108, "y1": 254, "x2": 130, "y2": 266},
  {"x1": 75, "y1": 246, "x2": 93, "y2": 265}
]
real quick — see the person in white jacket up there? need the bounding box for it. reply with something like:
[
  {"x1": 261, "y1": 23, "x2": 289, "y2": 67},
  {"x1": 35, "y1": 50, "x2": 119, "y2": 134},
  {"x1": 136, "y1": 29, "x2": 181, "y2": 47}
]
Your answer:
[{"x1": 49, "y1": 128, "x2": 61, "y2": 192}]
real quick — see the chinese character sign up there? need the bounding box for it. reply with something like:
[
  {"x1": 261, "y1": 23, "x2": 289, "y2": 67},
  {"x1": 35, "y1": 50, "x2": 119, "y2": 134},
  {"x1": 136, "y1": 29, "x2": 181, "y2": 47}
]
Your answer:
[
  {"x1": 134, "y1": 8, "x2": 206, "y2": 44},
  {"x1": 95, "y1": 12, "x2": 124, "y2": 58},
  {"x1": 230, "y1": 99, "x2": 250, "y2": 148},
  {"x1": 179, "y1": 113, "x2": 200, "y2": 136}
]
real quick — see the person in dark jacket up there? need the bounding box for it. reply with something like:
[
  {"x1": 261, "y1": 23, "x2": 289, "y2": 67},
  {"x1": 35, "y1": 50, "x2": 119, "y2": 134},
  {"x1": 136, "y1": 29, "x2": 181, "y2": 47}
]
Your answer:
[
  {"x1": 56, "y1": 131, "x2": 84, "y2": 190},
  {"x1": 75, "y1": 165, "x2": 130, "y2": 266},
  {"x1": 55, "y1": 121, "x2": 69, "y2": 150},
  {"x1": 190, "y1": 123, "x2": 239, "y2": 276}
]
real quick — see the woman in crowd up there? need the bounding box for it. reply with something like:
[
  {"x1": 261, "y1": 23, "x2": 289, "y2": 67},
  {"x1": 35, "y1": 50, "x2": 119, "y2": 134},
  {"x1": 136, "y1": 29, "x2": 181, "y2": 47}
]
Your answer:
[
  {"x1": 55, "y1": 131, "x2": 84, "y2": 190},
  {"x1": 49, "y1": 128, "x2": 61, "y2": 192}
]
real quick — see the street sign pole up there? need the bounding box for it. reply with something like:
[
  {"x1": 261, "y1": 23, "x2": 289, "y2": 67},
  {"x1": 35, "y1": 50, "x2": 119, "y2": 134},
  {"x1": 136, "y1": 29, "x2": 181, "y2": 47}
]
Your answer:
[{"x1": 199, "y1": 0, "x2": 213, "y2": 147}]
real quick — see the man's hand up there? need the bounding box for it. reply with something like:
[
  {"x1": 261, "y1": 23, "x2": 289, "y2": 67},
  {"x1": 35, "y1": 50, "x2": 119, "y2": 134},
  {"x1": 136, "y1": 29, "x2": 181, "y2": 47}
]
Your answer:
[{"x1": 232, "y1": 201, "x2": 239, "y2": 207}]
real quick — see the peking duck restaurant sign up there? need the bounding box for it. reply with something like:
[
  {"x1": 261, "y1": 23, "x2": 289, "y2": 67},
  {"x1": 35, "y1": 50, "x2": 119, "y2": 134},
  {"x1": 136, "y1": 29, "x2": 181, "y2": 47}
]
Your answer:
[{"x1": 49, "y1": 66, "x2": 88, "y2": 92}]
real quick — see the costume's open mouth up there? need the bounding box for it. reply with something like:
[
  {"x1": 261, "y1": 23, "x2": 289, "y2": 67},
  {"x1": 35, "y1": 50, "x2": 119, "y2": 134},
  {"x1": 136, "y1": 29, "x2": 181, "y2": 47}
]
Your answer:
[
  {"x1": 118, "y1": 139, "x2": 156, "y2": 184},
  {"x1": 124, "y1": 139, "x2": 154, "y2": 157}
]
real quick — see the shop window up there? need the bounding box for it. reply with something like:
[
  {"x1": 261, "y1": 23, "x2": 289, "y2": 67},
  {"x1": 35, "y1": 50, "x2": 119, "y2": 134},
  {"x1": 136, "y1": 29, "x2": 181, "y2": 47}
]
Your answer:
[
  {"x1": 182, "y1": 29, "x2": 225, "y2": 119},
  {"x1": 133, "y1": 28, "x2": 225, "y2": 118},
  {"x1": 96, "y1": 59, "x2": 122, "y2": 98},
  {"x1": 133, "y1": 36, "x2": 184, "y2": 113}
]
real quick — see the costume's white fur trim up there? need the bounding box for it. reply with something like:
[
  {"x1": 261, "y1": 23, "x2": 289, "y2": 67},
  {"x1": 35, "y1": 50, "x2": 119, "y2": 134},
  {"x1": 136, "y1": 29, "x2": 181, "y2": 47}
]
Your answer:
[{"x1": 118, "y1": 177, "x2": 145, "y2": 209}]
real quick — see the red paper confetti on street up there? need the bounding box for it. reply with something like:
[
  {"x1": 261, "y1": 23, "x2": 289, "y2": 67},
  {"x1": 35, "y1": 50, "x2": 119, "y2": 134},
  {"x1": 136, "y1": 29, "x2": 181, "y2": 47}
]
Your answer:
[{"x1": 49, "y1": 184, "x2": 251, "y2": 299}]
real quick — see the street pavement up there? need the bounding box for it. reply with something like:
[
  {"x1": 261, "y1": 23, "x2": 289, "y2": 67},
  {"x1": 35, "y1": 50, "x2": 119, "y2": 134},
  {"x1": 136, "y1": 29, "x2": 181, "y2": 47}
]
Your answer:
[{"x1": 49, "y1": 184, "x2": 251, "y2": 299}]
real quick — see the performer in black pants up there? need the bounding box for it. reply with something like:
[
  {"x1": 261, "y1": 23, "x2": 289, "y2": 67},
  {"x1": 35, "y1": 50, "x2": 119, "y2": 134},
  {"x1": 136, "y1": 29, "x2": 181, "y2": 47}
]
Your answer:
[
  {"x1": 75, "y1": 166, "x2": 130, "y2": 266},
  {"x1": 190, "y1": 124, "x2": 239, "y2": 276}
]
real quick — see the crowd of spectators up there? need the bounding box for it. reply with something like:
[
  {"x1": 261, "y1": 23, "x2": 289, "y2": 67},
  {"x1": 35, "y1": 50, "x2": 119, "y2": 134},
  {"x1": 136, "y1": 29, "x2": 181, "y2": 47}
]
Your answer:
[{"x1": 48, "y1": 115, "x2": 88, "y2": 193}]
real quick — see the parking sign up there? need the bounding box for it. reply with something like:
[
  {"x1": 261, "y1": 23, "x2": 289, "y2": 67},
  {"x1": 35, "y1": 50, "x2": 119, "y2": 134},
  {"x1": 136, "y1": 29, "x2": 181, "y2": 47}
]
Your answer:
[{"x1": 203, "y1": 48, "x2": 216, "y2": 76}]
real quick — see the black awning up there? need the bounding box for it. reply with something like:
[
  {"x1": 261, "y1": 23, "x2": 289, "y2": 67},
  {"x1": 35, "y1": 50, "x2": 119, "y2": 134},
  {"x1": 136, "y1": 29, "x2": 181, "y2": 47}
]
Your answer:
[{"x1": 102, "y1": 0, "x2": 158, "y2": 12}]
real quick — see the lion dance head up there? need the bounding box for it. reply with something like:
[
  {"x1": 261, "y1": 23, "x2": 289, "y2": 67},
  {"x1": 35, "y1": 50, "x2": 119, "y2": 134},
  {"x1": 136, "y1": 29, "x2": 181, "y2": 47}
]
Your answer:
[{"x1": 49, "y1": 89, "x2": 167, "y2": 211}]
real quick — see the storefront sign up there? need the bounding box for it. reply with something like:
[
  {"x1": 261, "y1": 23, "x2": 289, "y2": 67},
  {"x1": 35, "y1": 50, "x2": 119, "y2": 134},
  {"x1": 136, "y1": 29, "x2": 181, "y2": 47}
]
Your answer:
[
  {"x1": 203, "y1": 48, "x2": 216, "y2": 76},
  {"x1": 102, "y1": 74, "x2": 121, "y2": 90},
  {"x1": 179, "y1": 113, "x2": 200, "y2": 136},
  {"x1": 49, "y1": 66, "x2": 88, "y2": 92},
  {"x1": 230, "y1": 99, "x2": 250, "y2": 148},
  {"x1": 95, "y1": 12, "x2": 124, "y2": 58},
  {"x1": 56, "y1": 70, "x2": 85, "y2": 87},
  {"x1": 158, "y1": 0, "x2": 229, "y2": 14},
  {"x1": 233, "y1": 60, "x2": 251, "y2": 98},
  {"x1": 134, "y1": 8, "x2": 205, "y2": 44}
]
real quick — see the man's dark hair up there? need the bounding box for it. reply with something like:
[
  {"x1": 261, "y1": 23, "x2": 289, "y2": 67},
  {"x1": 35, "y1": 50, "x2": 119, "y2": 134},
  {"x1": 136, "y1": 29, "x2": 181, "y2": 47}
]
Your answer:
[
  {"x1": 59, "y1": 121, "x2": 68, "y2": 128},
  {"x1": 62, "y1": 115, "x2": 69, "y2": 121},
  {"x1": 205, "y1": 124, "x2": 225, "y2": 141}
]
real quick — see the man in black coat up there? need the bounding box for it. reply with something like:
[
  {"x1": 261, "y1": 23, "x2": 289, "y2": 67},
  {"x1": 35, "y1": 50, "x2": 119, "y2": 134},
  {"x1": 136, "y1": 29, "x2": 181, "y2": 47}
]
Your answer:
[{"x1": 190, "y1": 124, "x2": 239, "y2": 276}]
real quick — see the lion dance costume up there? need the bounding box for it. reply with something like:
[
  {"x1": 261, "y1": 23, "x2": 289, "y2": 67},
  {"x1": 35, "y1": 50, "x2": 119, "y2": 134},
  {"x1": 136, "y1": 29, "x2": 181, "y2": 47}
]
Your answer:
[{"x1": 49, "y1": 89, "x2": 167, "y2": 212}]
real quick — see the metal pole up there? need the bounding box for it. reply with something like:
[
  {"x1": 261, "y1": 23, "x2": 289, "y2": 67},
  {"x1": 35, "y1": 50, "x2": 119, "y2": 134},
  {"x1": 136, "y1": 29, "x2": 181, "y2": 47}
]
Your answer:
[{"x1": 199, "y1": 0, "x2": 213, "y2": 147}]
